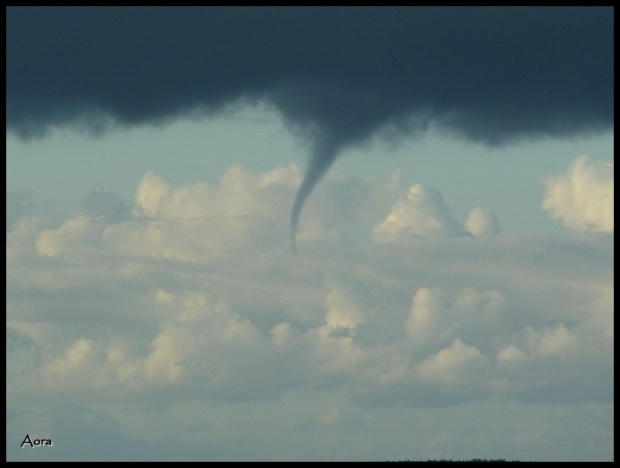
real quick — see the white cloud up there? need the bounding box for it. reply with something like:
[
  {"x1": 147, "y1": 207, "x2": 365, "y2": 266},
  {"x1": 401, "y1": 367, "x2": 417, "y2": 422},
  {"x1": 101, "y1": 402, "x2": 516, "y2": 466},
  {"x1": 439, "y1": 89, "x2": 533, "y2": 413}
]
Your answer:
[
  {"x1": 359, "y1": 170, "x2": 403, "y2": 226},
  {"x1": 35, "y1": 215, "x2": 105, "y2": 257},
  {"x1": 465, "y1": 206, "x2": 500, "y2": 238},
  {"x1": 417, "y1": 338, "x2": 492, "y2": 389},
  {"x1": 7, "y1": 165, "x2": 613, "y2": 403},
  {"x1": 104, "y1": 165, "x2": 302, "y2": 261},
  {"x1": 6, "y1": 217, "x2": 46, "y2": 259},
  {"x1": 324, "y1": 276, "x2": 367, "y2": 330},
  {"x1": 406, "y1": 287, "x2": 509, "y2": 356},
  {"x1": 142, "y1": 325, "x2": 186, "y2": 383},
  {"x1": 373, "y1": 184, "x2": 464, "y2": 243},
  {"x1": 44, "y1": 338, "x2": 96, "y2": 381},
  {"x1": 542, "y1": 155, "x2": 614, "y2": 233},
  {"x1": 133, "y1": 171, "x2": 171, "y2": 217},
  {"x1": 6, "y1": 162, "x2": 613, "y2": 460}
]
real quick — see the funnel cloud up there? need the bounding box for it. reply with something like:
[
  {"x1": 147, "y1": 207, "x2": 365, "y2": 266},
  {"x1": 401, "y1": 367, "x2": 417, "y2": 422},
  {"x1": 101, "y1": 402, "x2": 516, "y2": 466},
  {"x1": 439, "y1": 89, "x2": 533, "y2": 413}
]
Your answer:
[{"x1": 6, "y1": 7, "x2": 614, "y2": 251}]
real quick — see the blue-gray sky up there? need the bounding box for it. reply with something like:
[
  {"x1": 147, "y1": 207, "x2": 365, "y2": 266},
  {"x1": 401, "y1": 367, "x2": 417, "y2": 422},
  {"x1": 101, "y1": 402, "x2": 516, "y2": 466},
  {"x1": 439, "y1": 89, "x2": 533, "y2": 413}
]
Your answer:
[{"x1": 6, "y1": 7, "x2": 614, "y2": 461}]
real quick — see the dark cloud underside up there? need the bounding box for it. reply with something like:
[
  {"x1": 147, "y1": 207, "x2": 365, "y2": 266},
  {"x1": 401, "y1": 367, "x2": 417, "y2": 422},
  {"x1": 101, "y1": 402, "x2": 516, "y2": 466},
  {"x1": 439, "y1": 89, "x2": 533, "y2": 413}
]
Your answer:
[{"x1": 7, "y1": 7, "x2": 613, "y2": 247}]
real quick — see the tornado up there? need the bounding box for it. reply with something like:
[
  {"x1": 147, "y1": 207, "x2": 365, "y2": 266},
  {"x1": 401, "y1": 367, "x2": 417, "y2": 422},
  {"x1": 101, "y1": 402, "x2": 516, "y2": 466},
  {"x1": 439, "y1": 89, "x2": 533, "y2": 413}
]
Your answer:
[
  {"x1": 290, "y1": 137, "x2": 341, "y2": 256},
  {"x1": 6, "y1": 7, "x2": 613, "y2": 252}
]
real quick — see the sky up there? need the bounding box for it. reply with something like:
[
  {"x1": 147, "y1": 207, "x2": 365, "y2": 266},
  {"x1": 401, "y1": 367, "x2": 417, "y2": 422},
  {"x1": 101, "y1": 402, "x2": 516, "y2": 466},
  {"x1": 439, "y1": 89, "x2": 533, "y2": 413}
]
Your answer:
[{"x1": 6, "y1": 7, "x2": 614, "y2": 461}]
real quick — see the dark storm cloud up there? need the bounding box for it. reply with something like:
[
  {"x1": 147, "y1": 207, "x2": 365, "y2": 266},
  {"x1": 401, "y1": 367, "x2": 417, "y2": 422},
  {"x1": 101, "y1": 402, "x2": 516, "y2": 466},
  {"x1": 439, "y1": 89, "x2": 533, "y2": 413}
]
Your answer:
[{"x1": 7, "y1": 7, "x2": 613, "y2": 248}]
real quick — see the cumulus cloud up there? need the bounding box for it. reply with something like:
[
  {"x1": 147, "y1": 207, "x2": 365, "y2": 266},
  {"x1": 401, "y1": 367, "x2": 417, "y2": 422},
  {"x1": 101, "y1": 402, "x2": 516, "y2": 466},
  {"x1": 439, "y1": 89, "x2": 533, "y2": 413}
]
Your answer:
[
  {"x1": 406, "y1": 287, "x2": 509, "y2": 356},
  {"x1": 27, "y1": 164, "x2": 394, "y2": 262},
  {"x1": 373, "y1": 184, "x2": 465, "y2": 243},
  {"x1": 10, "y1": 165, "x2": 613, "y2": 405},
  {"x1": 542, "y1": 155, "x2": 613, "y2": 233},
  {"x1": 6, "y1": 163, "x2": 613, "y2": 459},
  {"x1": 416, "y1": 338, "x2": 492, "y2": 390},
  {"x1": 43, "y1": 338, "x2": 97, "y2": 383},
  {"x1": 324, "y1": 276, "x2": 367, "y2": 330},
  {"x1": 465, "y1": 207, "x2": 501, "y2": 238},
  {"x1": 35, "y1": 215, "x2": 105, "y2": 258},
  {"x1": 104, "y1": 165, "x2": 301, "y2": 260},
  {"x1": 493, "y1": 317, "x2": 614, "y2": 403}
]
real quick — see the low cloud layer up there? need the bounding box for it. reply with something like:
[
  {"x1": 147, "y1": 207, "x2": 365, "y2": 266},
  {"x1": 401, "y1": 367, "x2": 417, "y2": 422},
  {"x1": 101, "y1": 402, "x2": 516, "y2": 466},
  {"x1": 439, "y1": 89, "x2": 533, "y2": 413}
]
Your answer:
[{"x1": 7, "y1": 156, "x2": 613, "y2": 461}]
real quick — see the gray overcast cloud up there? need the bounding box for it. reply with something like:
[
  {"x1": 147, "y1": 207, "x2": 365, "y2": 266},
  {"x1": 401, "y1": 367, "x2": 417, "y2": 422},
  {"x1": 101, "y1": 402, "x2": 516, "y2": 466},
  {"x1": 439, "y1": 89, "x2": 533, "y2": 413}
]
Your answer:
[{"x1": 6, "y1": 7, "x2": 614, "y2": 245}]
